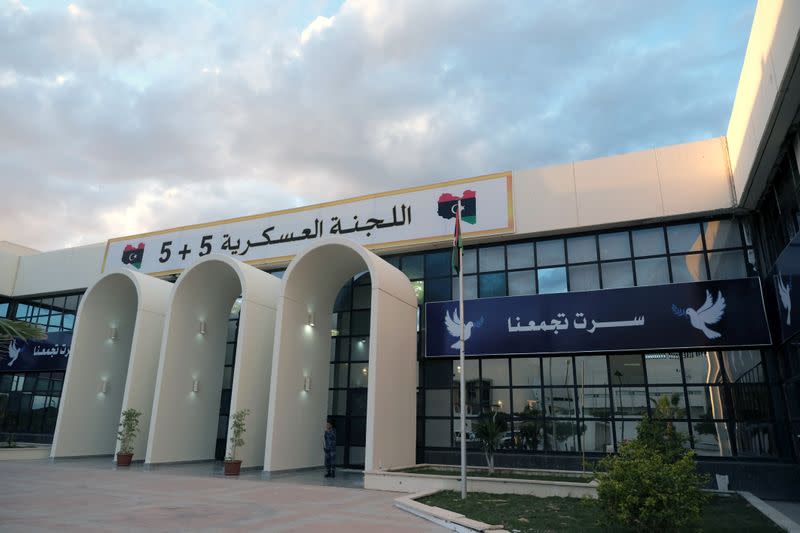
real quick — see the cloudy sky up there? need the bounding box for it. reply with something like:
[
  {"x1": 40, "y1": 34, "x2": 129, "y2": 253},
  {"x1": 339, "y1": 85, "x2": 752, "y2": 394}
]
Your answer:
[{"x1": 1, "y1": 0, "x2": 755, "y2": 251}]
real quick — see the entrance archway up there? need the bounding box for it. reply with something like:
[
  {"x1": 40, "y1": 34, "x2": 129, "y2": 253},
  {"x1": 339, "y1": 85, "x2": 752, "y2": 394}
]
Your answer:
[
  {"x1": 51, "y1": 269, "x2": 171, "y2": 458},
  {"x1": 146, "y1": 254, "x2": 280, "y2": 467},
  {"x1": 264, "y1": 237, "x2": 417, "y2": 473}
]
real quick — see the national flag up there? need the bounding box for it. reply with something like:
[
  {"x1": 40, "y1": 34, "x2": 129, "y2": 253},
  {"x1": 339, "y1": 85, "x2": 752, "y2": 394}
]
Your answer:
[
  {"x1": 452, "y1": 202, "x2": 463, "y2": 274},
  {"x1": 437, "y1": 190, "x2": 477, "y2": 224},
  {"x1": 122, "y1": 243, "x2": 145, "y2": 269}
]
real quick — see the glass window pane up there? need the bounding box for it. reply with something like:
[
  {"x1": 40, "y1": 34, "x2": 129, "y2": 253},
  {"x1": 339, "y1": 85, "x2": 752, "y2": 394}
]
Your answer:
[
  {"x1": 425, "y1": 419, "x2": 451, "y2": 447},
  {"x1": 333, "y1": 285, "x2": 351, "y2": 312},
  {"x1": 488, "y1": 389, "x2": 510, "y2": 414},
  {"x1": 581, "y1": 420, "x2": 613, "y2": 452},
  {"x1": 334, "y1": 312, "x2": 350, "y2": 337},
  {"x1": 579, "y1": 387, "x2": 611, "y2": 418},
  {"x1": 479, "y1": 246, "x2": 505, "y2": 272},
  {"x1": 538, "y1": 267, "x2": 567, "y2": 294},
  {"x1": 569, "y1": 264, "x2": 599, "y2": 292},
  {"x1": 328, "y1": 390, "x2": 347, "y2": 415},
  {"x1": 683, "y1": 352, "x2": 723, "y2": 383},
  {"x1": 667, "y1": 223, "x2": 703, "y2": 253},
  {"x1": 567, "y1": 235, "x2": 597, "y2": 263},
  {"x1": 351, "y1": 310, "x2": 370, "y2": 336},
  {"x1": 349, "y1": 337, "x2": 369, "y2": 361},
  {"x1": 508, "y1": 270, "x2": 535, "y2": 296},
  {"x1": 720, "y1": 351, "x2": 763, "y2": 382},
  {"x1": 601, "y1": 261, "x2": 633, "y2": 288},
  {"x1": 599, "y1": 232, "x2": 630, "y2": 260},
  {"x1": 609, "y1": 354, "x2": 644, "y2": 385},
  {"x1": 536, "y1": 240, "x2": 565, "y2": 267},
  {"x1": 543, "y1": 357, "x2": 573, "y2": 386},
  {"x1": 574, "y1": 356, "x2": 608, "y2": 385},
  {"x1": 612, "y1": 387, "x2": 647, "y2": 417},
  {"x1": 512, "y1": 388, "x2": 543, "y2": 415},
  {"x1": 461, "y1": 248, "x2": 477, "y2": 275},
  {"x1": 692, "y1": 421, "x2": 733, "y2": 456},
  {"x1": 512, "y1": 358, "x2": 541, "y2": 386},
  {"x1": 401, "y1": 255, "x2": 424, "y2": 279},
  {"x1": 687, "y1": 386, "x2": 727, "y2": 419},
  {"x1": 425, "y1": 389, "x2": 451, "y2": 416},
  {"x1": 452, "y1": 275, "x2": 478, "y2": 300},
  {"x1": 507, "y1": 242, "x2": 534, "y2": 270},
  {"x1": 425, "y1": 251, "x2": 451, "y2": 277},
  {"x1": 707, "y1": 251, "x2": 747, "y2": 280},
  {"x1": 411, "y1": 280, "x2": 424, "y2": 305},
  {"x1": 647, "y1": 387, "x2": 688, "y2": 419},
  {"x1": 482, "y1": 359, "x2": 509, "y2": 386},
  {"x1": 349, "y1": 363, "x2": 369, "y2": 387},
  {"x1": 670, "y1": 254, "x2": 707, "y2": 282},
  {"x1": 632, "y1": 227, "x2": 666, "y2": 256},
  {"x1": 479, "y1": 273, "x2": 506, "y2": 297},
  {"x1": 330, "y1": 363, "x2": 349, "y2": 388},
  {"x1": 635, "y1": 257, "x2": 669, "y2": 286},
  {"x1": 424, "y1": 359, "x2": 453, "y2": 388},
  {"x1": 734, "y1": 421, "x2": 776, "y2": 457},
  {"x1": 704, "y1": 220, "x2": 742, "y2": 250},
  {"x1": 544, "y1": 387, "x2": 576, "y2": 417},
  {"x1": 425, "y1": 277, "x2": 451, "y2": 303},
  {"x1": 730, "y1": 384, "x2": 771, "y2": 421},
  {"x1": 546, "y1": 420, "x2": 580, "y2": 452},
  {"x1": 352, "y1": 285, "x2": 371, "y2": 309},
  {"x1": 645, "y1": 353, "x2": 683, "y2": 384}
]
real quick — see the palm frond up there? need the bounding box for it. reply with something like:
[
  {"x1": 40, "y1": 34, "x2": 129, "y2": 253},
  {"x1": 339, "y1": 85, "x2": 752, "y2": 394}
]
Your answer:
[{"x1": 0, "y1": 318, "x2": 47, "y2": 341}]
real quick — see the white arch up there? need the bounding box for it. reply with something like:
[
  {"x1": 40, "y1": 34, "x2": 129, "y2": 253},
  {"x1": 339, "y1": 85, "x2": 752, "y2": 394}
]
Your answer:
[
  {"x1": 264, "y1": 237, "x2": 418, "y2": 473},
  {"x1": 51, "y1": 269, "x2": 171, "y2": 459},
  {"x1": 146, "y1": 254, "x2": 280, "y2": 467}
]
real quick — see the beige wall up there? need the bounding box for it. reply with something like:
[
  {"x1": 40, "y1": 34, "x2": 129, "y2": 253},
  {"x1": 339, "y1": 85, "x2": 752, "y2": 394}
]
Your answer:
[
  {"x1": 12, "y1": 243, "x2": 105, "y2": 296},
  {"x1": 727, "y1": 0, "x2": 800, "y2": 207}
]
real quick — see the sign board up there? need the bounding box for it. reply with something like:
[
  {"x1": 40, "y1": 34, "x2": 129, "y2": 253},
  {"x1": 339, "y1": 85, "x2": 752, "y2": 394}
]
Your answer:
[
  {"x1": 425, "y1": 278, "x2": 771, "y2": 357},
  {"x1": 770, "y1": 235, "x2": 800, "y2": 343},
  {"x1": 102, "y1": 172, "x2": 514, "y2": 275},
  {"x1": 0, "y1": 332, "x2": 73, "y2": 372}
]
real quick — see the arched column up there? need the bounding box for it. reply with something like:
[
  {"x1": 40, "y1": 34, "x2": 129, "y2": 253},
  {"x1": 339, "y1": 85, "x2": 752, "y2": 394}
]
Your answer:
[
  {"x1": 264, "y1": 237, "x2": 417, "y2": 473},
  {"x1": 51, "y1": 269, "x2": 171, "y2": 459},
  {"x1": 145, "y1": 254, "x2": 280, "y2": 467}
]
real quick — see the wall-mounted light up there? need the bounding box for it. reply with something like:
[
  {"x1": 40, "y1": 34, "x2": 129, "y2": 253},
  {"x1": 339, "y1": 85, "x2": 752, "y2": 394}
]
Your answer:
[
  {"x1": 192, "y1": 378, "x2": 200, "y2": 393},
  {"x1": 361, "y1": 367, "x2": 368, "y2": 375},
  {"x1": 199, "y1": 320, "x2": 207, "y2": 335},
  {"x1": 303, "y1": 375, "x2": 311, "y2": 392},
  {"x1": 109, "y1": 326, "x2": 118, "y2": 342},
  {"x1": 307, "y1": 312, "x2": 315, "y2": 328},
  {"x1": 99, "y1": 379, "x2": 109, "y2": 394}
]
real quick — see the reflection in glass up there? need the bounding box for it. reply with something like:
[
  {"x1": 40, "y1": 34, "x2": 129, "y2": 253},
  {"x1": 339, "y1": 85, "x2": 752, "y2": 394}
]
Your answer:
[
  {"x1": 601, "y1": 261, "x2": 634, "y2": 288},
  {"x1": 425, "y1": 419, "x2": 451, "y2": 447},
  {"x1": 574, "y1": 356, "x2": 608, "y2": 385},
  {"x1": 632, "y1": 227, "x2": 666, "y2": 256},
  {"x1": 452, "y1": 275, "x2": 478, "y2": 300},
  {"x1": 735, "y1": 422, "x2": 775, "y2": 457},
  {"x1": 479, "y1": 246, "x2": 505, "y2": 272},
  {"x1": 609, "y1": 354, "x2": 644, "y2": 385},
  {"x1": 537, "y1": 267, "x2": 567, "y2": 294},
  {"x1": 569, "y1": 264, "x2": 600, "y2": 291},
  {"x1": 536, "y1": 240, "x2": 565, "y2": 266},
  {"x1": 512, "y1": 358, "x2": 541, "y2": 386},
  {"x1": 635, "y1": 257, "x2": 669, "y2": 286},
  {"x1": 647, "y1": 387, "x2": 687, "y2": 417},
  {"x1": 545, "y1": 387, "x2": 576, "y2": 417},
  {"x1": 482, "y1": 358, "x2": 509, "y2": 386},
  {"x1": 425, "y1": 389, "x2": 450, "y2": 416},
  {"x1": 507, "y1": 242, "x2": 534, "y2": 269},
  {"x1": 667, "y1": 223, "x2": 704, "y2": 253},
  {"x1": 508, "y1": 270, "x2": 536, "y2": 295},
  {"x1": 683, "y1": 352, "x2": 722, "y2": 383},
  {"x1": 567, "y1": 235, "x2": 597, "y2": 263},
  {"x1": 720, "y1": 350, "x2": 763, "y2": 382},
  {"x1": 349, "y1": 363, "x2": 369, "y2": 387},
  {"x1": 645, "y1": 353, "x2": 682, "y2": 384},
  {"x1": 687, "y1": 386, "x2": 727, "y2": 419},
  {"x1": 708, "y1": 251, "x2": 746, "y2": 280},
  {"x1": 488, "y1": 388, "x2": 510, "y2": 414},
  {"x1": 512, "y1": 388, "x2": 542, "y2": 415},
  {"x1": 612, "y1": 387, "x2": 647, "y2": 417},
  {"x1": 543, "y1": 357, "x2": 573, "y2": 386},
  {"x1": 599, "y1": 232, "x2": 630, "y2": 260},
  {"x1": 670, "y1": 253, "x2": 707, "y2": 282},
  {"x1": 692, "y1": 421, "x2": 733, "y2": 456},
  {"x1": 479, "y1": 272, "x2": 507, "y2": 297},
  {"x1": 581, "y1": 420, "x2": 613, "y2": 452},
  {"x1": 545, "y1": 420, "x2": 580, "y2": 451},
  {"x1": 578, "y1": 387, "x2": 611, "y2": 418},
  {"x1": 704, "y1": 220, "x2": 742, "y2": 250}
]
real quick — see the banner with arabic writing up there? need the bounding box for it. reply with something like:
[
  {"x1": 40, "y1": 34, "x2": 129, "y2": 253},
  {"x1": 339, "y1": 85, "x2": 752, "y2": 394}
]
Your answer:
[
  {"x1": 102, "y1": 172, "x2": 513, "y2": 275},
  {"x1": 0, "y1": 332, "x2": 72, "y2": 372},
  {"x1": 768, "y1": 231, "x2": 800, "y2": 343},
  {"x1": 425, "y1": 278, "x2": 771, "y2": 357}
]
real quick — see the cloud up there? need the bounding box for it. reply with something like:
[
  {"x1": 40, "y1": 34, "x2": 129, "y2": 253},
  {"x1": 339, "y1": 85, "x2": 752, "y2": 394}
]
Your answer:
[{"x1": 0, "y1": 0, "x2": 756, "y2": 251}]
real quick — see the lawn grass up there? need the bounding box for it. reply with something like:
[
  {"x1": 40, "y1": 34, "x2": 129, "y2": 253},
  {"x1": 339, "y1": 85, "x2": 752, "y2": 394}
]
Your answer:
[
  {"x1": 397, "y1": 466, "x2": 594, "y2": 484},
  {"x1": 418, "y1": 491, "x2": 784, "y2": 532}
]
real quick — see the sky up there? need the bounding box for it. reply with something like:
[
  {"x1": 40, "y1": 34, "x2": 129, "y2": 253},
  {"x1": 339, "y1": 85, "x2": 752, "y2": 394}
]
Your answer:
[{"x1": 0, "y1": 0, "x2": 756, "y2": 251}]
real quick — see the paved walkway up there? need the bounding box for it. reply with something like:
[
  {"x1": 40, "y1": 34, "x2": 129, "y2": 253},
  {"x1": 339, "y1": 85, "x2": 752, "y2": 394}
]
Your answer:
[{"x1": 0, "y1": 459, "x2": 446, "y2": 532}]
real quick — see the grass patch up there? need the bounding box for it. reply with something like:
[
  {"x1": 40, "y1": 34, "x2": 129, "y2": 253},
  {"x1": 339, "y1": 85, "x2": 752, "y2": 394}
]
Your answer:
[
  {"x1": 397, "y1": 466, "x2": 593, "y2": 484},
  {"x1": 417, "y1": 491, "x2": 784, "y2": 532}
]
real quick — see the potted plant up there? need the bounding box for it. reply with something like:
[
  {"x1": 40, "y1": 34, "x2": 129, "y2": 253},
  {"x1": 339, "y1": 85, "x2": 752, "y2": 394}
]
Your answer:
[
  {"x1": 116, "y1": 408, "x2": 141, "y2": 466},
  {"x1": 224, "y1": 408, "x2": 250, "y2": 476}
]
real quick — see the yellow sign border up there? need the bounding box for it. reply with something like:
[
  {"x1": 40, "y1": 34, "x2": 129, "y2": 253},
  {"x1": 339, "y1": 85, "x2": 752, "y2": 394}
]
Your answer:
[{"x1": 101, "y1": 171, "x2": 515, "y2": 276}]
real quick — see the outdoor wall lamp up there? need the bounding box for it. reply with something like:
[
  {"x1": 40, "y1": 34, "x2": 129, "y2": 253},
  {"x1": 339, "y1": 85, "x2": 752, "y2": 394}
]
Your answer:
[
  {"x1": 109, "y1": 326, "x2": 118, "y2": 341},
  {"x1": 303, "y1": 375, "x2": 311, "y2": 392},
  {"x1": 307, "y1": 312, "x2": 315, "y2": 327},
  {"x1": 199, "y1": 320, "x2": 207, "y2": 335},
  {"x1": 192, "y1": 378, "x2": 200, "y2": 393},
  {"x1": 99, "y1": 379, "x2": 109, "y2": 394}
]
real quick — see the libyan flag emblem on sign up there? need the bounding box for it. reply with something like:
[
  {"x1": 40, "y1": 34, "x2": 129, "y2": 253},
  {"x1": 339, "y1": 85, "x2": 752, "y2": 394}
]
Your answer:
[{"x1": 437, "y1": 190, "x2": 476, "y2": 224}]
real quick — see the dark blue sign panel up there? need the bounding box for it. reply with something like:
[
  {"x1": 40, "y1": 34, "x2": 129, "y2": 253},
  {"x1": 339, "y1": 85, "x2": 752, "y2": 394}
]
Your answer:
[
  {"x1": 0, "y1": 332, "x2": 72, "y2": 372},
  {"x1": 425, "y1": 278, "x2": 771, "y2": 357},
  {"x1": 770, "y1": 234, "x2": 800, "y2": 343}
]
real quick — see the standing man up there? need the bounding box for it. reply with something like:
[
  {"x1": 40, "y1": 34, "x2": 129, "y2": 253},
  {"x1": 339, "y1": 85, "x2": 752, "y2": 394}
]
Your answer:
[{"x1": 323, "y1": 420, "x2": 337, "y2": 478}]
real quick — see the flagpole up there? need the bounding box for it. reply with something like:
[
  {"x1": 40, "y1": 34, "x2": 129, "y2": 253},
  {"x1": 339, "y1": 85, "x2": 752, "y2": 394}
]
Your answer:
[{"x1": 458, "y1": 201, "x2": 467, "y2": 500}]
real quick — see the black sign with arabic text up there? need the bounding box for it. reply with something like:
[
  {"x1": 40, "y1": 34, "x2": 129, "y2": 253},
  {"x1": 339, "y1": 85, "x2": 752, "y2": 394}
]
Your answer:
[
  {"x1": 0, "y1": 332, "x2": 72, "y2": 372},
  {"x1": 425, "y1": 278, "x2": 771, "y2": 357}
]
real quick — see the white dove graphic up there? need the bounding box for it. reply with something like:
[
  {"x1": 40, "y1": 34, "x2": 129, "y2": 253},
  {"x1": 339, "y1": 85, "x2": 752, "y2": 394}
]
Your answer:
[
  {"x1": 444, "y1": 308, "x2": 484, "y2": 350},
  {"x1": 673, "y1": 290, "x2": 726, "y2": 340},
  {"x1": 7, "y1": 340, "x2": 21, "y2": 367},
  {"x1": 777, "y1": 274, "x2": 791, "y2": 326}
]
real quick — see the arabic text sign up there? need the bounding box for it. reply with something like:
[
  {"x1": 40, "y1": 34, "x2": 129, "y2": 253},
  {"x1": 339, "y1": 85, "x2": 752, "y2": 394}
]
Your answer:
[
  {"x1": 103, "y1": 173, "x2": 513, "y2": 274},
  {"x1": 1, "y1": 332, "x2": 73, "y2": 372},
  {"x1": 425, "y1": 278, "x2": 771, "y2": 357},
  {"x1": 769, "y1": 233, "x2": 800, "y2": 343}
]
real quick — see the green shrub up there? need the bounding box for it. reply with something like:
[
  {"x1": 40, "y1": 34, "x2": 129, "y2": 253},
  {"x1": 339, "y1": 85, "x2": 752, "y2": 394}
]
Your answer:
[
  {"x1": 597, "y1": 395, "x2": 709, "y2": 530},
  {"x1": 473, "y1": 411, "x2": 506, "y2": 474}
]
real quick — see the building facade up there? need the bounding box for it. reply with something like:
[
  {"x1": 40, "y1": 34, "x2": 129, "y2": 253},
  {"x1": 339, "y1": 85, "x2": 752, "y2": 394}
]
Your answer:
[{"x1": 0, "y1": 0, "x2": 799, "y2": 498}]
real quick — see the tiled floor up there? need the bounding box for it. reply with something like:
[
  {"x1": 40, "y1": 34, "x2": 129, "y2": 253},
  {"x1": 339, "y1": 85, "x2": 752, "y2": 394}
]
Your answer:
[{"x1": 0, "y1": 459, "x2": 446, "y2": 532}]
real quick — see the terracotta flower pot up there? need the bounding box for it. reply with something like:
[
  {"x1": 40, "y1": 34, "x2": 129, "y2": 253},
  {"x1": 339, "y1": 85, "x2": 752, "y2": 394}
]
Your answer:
[
  {"x1": 116, "y1": 453, "x2": 133, "y2": 467},
  {"x1": 224, "y1": 459, "x2": 242, "y2": 476}
]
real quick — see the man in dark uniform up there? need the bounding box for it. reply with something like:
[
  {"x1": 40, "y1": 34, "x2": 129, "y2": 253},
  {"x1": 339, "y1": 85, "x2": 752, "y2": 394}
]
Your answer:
[{"x1": 323, "y1": 420, "x2": 337, "y2": 478}]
